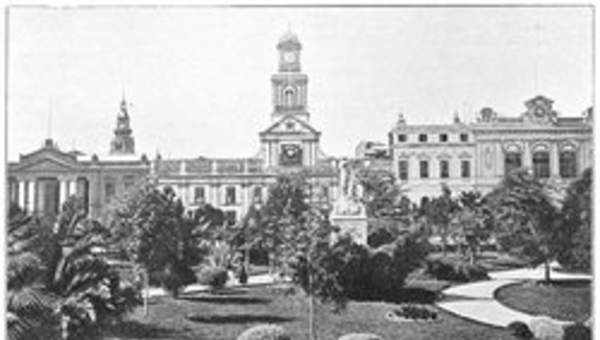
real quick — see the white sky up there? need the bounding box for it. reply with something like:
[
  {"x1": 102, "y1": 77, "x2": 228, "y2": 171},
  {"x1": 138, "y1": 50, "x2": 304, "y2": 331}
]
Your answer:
[{"x1": 7, "y1": 6, "x2": 593, "y2": 161}]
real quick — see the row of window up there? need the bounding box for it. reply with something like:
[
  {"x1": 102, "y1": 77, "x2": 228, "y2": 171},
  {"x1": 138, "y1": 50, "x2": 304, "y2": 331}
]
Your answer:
[
  {"x1": 193, "y1": 186, "x2": 264, "y2": 206},
  {"x1": 398, "y1": 160, "x2": 471, "y2": 180},
  {"x1": 397, "y1": 133, "x2": 470, "y2": 143},
  {"x1": 505, "y1": 150, "x2": 577, "y2": 179}
]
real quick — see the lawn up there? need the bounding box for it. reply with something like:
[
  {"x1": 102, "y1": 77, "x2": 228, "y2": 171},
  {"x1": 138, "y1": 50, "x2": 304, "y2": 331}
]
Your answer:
[
  {"x1": 495, "y1": 280, "x2": 591, "y2": 322},
  {"x1": 101, "y1": 285, "x2": 517, "y2": 340}
]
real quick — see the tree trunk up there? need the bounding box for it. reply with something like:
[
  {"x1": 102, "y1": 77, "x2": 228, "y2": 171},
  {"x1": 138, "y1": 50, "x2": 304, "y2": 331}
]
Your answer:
[
  {"x1": 441, "y1": 225, "x2": 447, "y2": 257},
  {"x1": 308, "y1": 271, "x2": 315, "y2": 340},
  {"x1": 544, "y1": 260, "x2": 551, "y2": 283},
  {"x1": 143, "y1": 269, "x2": 149, "y2": 317}
]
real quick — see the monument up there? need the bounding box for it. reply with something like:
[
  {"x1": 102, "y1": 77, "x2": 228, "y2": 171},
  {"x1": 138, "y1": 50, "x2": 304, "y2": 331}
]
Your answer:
[{"x1": 330, "y1": 159, "x2": 368, "y2": 245}]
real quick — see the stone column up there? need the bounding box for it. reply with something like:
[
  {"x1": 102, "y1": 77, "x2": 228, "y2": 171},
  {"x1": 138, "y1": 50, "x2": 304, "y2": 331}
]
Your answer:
[
  {"x1": 550, "y1": 143, "x2": 560, "y2": 177},
  {"x1": 18, "y1": 181, "x2": 26, "y2": 210},
  {"x1": 68, "y1": 180, "x2": 76, "y2": 197},
  {"x1": 27, "y1": 181, "x2": 35, "y2": 213},
  {"x1": 59, "y1": 180, "x2": 68, "y2": 206},
  {"x1": 523, "y1": 142, "x2": 532, "y2": 169}
]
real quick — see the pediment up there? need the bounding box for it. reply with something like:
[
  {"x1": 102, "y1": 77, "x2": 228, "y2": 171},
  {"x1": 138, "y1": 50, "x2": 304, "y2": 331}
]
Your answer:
[
  {"x1": 13, "y1": 157, "x2": 79, "y2": 172},
  {"x1": 261, "y1": 115, "x2": 319, "y2": 136},
  {"x1": 14, "y1": 146, "x2": 80, "y2": 172}
]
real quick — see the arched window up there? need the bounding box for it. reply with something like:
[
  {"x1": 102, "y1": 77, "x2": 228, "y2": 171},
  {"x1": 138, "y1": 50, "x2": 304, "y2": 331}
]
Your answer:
[
  {"x1": 284, "y1": 87, "x2": 295, "y2": 107},
  {"x1": 504, "y1": 152, "x2": 522, "y2": 175},
  {"x1": 532, "y1": 151, "x2": 550, "y2": 178},
  {"x1": 559, "y1": 150, "x2": 577, "y2": 178}
]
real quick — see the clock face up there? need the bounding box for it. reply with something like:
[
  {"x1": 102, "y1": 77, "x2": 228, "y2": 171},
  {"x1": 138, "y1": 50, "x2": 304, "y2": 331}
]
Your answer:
[
  {"x1": 283, "y1": 52, "x2": 296, "y2": 63},
  {"x1": 534, "y1": 107, "x2": 545, "y2": 117}
]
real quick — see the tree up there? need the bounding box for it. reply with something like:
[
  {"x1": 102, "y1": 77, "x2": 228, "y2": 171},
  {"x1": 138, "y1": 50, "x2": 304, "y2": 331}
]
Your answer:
[
  {"x1": 7, "y1": 198, "x2": 141, "y2": 340},
  {"x1": 111, "y1": 185, "x2": 200, "y2": 298},
  {"x1": 7, "y1": 205, "x2": 58, "y2": 340},
  {"x1": 558, "y1": 168, "x2": 592, "y2": 272},
  {"x1": 287, "y1": 208, "x2": 340, "y2": 340},
  {"x1": 425, "y1": 185, "x2": 460, "y2": 256},
  {"x1": 452, "y1": 191, "x2": 494, "y2": 264},
  {"x1": 486, "y1": 169, "x2": 562, "y2": 282},
  {"x1": 357, "y1": 168, "x2": 403, "y2": 218},
  {"x1": 247, "y1": 174, "x2": 311, "y2": 272}
]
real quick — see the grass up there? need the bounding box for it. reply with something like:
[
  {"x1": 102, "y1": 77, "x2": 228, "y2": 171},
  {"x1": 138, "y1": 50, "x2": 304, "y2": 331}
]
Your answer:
[
  {"x1": 101, "y1": 285, "x2": 518, "y2": 340},
  {"x1": 495, "y1": 280, "x2": 591, "y2": 322}
]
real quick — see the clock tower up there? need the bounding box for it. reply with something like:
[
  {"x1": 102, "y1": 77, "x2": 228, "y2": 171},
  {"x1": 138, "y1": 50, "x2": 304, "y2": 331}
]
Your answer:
[
  {"x1": 110, "y1": 97, "x2": 135, "y2": 155},
  {"x1": 260, "y1": 30, "x2": 323, "y2": 168},
  {"x1": 271, "y1": 30, "x2": 309, "y2": 122}
]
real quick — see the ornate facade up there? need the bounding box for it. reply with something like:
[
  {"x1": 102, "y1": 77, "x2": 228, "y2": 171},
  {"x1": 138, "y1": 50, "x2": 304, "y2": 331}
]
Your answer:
[
  {"x1": 151, "y1": 31, "x2": 339, "y2": 224},
  {"x1": 8, "y1": 98, "x2": 151, "y2": 222},
  {"x1": 388, "y1": 95, "x2": 593, "y2": 201},
  {"x1": 7, "y1": 31, "x2": 593, "y2": 224}
]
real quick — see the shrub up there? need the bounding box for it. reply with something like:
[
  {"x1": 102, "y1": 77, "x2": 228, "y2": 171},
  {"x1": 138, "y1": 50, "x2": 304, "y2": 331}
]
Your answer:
[
  {"x1": 507, "y1": 321, "x2": 534, "y2": 339},
  {"x1": 425, "y1": 257, "x2": 489, "y2": 282},
  {"x1": 394, "y1": 305, "x2": 437, "y2": 320},
  {"x1": 563, "y1": 323, "x2": 591, "y2": 340},
  {"x1": 338, "y1": 333, "x2": 384, "y2": 340},
  {"x1": 151, "y1": 261, "x2": 197, "y2": 297},
  {"x1": 197, "y1": 266, "x2": 229, "y2": 290},
  {"x1": 236, "y1": 324, "x2": 291, "y2": 340}
]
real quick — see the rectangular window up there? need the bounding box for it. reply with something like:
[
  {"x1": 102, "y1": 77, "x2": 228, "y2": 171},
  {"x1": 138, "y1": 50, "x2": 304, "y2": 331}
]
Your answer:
[
  {"x1": 224, "y1": 211, "x2": 237, "y2": 226},
  {"x1": 533, "y1": 152, "x2": 550, "y2": 179},
  {"x1": 439, "y1": 134, "x2": 448, "y2": 142},
  {"x1": 123, "y1": 175, "x2": 135, "y2": 190},
  {"x1": 194, "y1": 186, "x2": 205, "y2": 203},
  {"x1": 460, "y1": 133, "x2": 469, "y2": 142},
  {"x1": 225, "y1": 186, "x2": 236, "y2": 205},
  {"x1": 104, "y1": 182, "x2": 115, "y2": 203},
  {"x1": 461, "y1": 160, "x2": 471, "y2": 178},
  {"x1": 440, "y1": 160, "x2": 449, "y2": 178},
  {"x1": 398, "y1": 160, "x2": 409, "y2": 180},
  {"x1": 398, "y1": 134, "x2": 407, "y2": 142},
  {"x1": 559, "y1": 151, "x2": 577, "y2": 178},
  {"x1": 253, "y1": 186, "x2": 263, "y2": 203},
  {"x1": 420, "y1": 160, "x2": 429, "y2": 178},
  {"x1": 418, "y1": 134, "x2": 428, "y2": 142}
]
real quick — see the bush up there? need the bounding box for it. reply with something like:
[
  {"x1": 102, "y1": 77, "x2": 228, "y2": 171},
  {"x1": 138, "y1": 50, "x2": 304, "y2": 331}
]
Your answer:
[
  {"x1": 338, "y1": 333, "x2": 384, "y2": 340},
  {"x1": 425, "y1": 257, "x2": 489, "y2": 282},
  {"x1": 507, "y1": 321, "x2": 534, "y2": 339},
  {"x1": 563, "y1": 323, "x2": 591, "y2": 340},
  {"x1": 236, "y1": 324, "x2": 291, "y2": 340},
  {"x1": 151, "y1": 261, "x2": 197, "y2": 297},
  {"x1": 197, "y1": 266, "x2": 229, "y2": 290},
  {"x1": 394, "y1": 305, "x2": 437, "y2": 320}
]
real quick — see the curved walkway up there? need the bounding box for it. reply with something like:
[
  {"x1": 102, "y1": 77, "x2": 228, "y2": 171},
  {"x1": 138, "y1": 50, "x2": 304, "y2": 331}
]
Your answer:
[{"x1": 436, "y1": 266, "x2": 591, "y2": 328}]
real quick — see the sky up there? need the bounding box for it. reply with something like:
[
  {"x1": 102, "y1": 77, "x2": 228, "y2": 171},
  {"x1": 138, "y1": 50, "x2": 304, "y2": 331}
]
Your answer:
[{"x1": 7, "y1": 5, "x2": 593, "y2": 161}]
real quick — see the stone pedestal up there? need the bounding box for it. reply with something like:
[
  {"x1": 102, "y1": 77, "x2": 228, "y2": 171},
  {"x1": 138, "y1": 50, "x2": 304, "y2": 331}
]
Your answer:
[{"x1": 330, "y1": 212, "x2": 368, "y2": 245}]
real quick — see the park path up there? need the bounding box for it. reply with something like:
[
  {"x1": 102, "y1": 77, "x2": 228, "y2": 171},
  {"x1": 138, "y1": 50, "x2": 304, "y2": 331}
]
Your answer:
[{"x1": 436, "y1": 265, "x2": 591, "y2": 328}]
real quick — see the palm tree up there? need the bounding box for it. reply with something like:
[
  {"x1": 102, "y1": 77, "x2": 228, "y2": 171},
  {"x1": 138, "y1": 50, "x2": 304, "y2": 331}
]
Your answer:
[{"x1": 7, "y1": 208, "x2": 59, "y2": 340}]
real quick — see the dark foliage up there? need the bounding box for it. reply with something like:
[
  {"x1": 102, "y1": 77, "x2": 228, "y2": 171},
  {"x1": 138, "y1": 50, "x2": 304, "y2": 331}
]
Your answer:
[
  {"x1": 394, "y1": 305, "x2": 438, "y2": 320},
  {"x1": 507, "y1": 321, "x2": 534, "y2": 339},
  {"x1": 197, "y1": 267, "x2": 229, "y2": 290},
  {"x1": 425, "y1": 257, "x2": 489, "y2": 282},
  {"x1": 558, "y1": 168, "x2": 592, "y2": 273},
  {"x1": 563, "y1": 323, "x2": 591, "y2": 340}
]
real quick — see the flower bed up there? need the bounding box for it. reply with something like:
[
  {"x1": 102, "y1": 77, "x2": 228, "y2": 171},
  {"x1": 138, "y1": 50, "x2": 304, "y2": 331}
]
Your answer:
[{"x1": 386, "y1": 304, "x2": 439, "y2": 322}]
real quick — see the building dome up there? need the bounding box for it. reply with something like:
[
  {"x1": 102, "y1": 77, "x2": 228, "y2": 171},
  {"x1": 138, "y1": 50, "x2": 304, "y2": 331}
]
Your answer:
[{"x1": 277, "y1": 31, "x2": 302, "y2": 50}]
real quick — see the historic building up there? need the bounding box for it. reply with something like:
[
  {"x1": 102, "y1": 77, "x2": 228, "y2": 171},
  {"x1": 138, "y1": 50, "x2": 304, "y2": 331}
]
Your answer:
[
  {"x1": 7, "y1": 98, "x2": 151, "y2": 222},
  {"x1": 387, "y1": 95, "x2": 593, "y2": 201},
  {"x1": 7, "y1": 30, "x2": 593, "y2": 224},
  {"x1": 151, "y1": 30, "x2": 339, "y2": 224}
]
